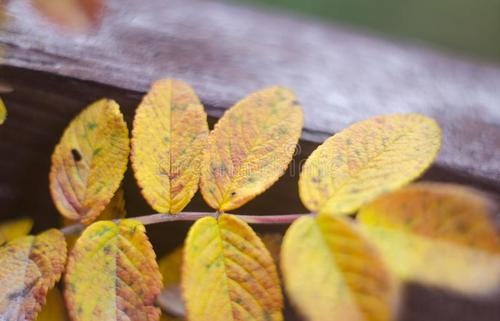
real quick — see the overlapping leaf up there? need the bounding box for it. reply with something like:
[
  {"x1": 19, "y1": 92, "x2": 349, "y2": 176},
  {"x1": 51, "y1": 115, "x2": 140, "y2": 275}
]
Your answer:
[
  {"x1": 0, "y1": 218, "x2": 33, "y2": 245},
  {"x1": 200, "y1": 87, "x2": 303, "y2": 211},
  {"x1": 358, "y1": 183, "x2": 500, "y2": 295},
  {"x1": 281, "y1": 215, "x2": 399, "y2": 321},
  {"x1": 50, "y1": 99, "x2": 129, "y2": 225},
  {"x1": 64, "y1": 219, "x2": 162, "y2": 321},
  {"x1": 299, "y1": 114, "x2": 441, "y2": 216},
  {"x1": 0, "y1": 96, "x2": 6, "y2": 125},
  {"x1": 31, "y1": 0, "x2": 104, "y2": 31},
  {"x1": 37, "y1": 288, "x2": 67, "y2": 321},
  {"x1": 132, "y1": 79, "x2": 209, "y2": 214},
  {"x1": 0, "y1": 229, "x2": 67, "y2": 321},
  {"x1": 182, "y1": 214, "x2": 283, "y2": 321}
]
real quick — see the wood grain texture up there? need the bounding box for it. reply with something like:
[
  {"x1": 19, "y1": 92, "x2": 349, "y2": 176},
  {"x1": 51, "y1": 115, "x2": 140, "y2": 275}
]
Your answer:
[{"x1": 1, "y1": 0, "x2": 500, "y2": 184}]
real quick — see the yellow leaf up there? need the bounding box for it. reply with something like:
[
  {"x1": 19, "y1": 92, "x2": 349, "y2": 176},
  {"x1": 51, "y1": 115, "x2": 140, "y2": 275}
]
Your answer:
[
  {"x1": 63, "y1": 188, "x2": 126, "y2": 249},
  {"x1": 0, "y1": 229, "x2": 67, "y2": 321},
  {"x1": 299, "y1": 114, "x2": 441, "y2": 216},
  {"x1": 281, "y1": 215, "x2": 399, "y2": 321},
  {"x1": 0, "y1": 217, "x2": 33, "y2": 245},
  {"x1": 31, "y1": 0, "x2": 103, "y2": 31},
  {"x1": 64, "y1": 219, "x2": 162, "y2": 321},
  {"x1": 49, "y1": 99, "x2": 130, "y2": 225},
  {"x1": 37, "y1": 288, "x2": 67, "y2": 321},
  {"x1": 157, "y1": 246, "x2": 185, "y2": 321},
  {"x1": 358, "y1": 182, "x2": 500, "y2": 295},
  {"x1": 182, "y1": 214, "x2": 283, "y2": 321},
  {"x1": 200, "y1": 87, "x2": 303, "y2": 211},
  {"x1": 131, "y1": 79, "x2": 209, "y2": 214},
  {"x1": 0, "y1": 96, "x2": 6, "y2": 125}
]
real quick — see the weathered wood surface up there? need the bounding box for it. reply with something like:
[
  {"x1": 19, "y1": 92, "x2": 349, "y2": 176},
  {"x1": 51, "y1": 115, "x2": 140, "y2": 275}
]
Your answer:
[{"x1": 1, "y1": 0, "x2": 500, "y2": 185}]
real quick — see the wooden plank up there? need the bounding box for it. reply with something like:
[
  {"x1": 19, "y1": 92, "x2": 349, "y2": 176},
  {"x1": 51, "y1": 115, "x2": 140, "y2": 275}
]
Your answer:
[{"x1": 1, "y1": 0, "x2": 500, "y2": 184}]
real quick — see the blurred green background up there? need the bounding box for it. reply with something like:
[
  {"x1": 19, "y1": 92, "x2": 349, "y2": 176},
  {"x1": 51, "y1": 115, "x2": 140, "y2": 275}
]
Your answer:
[{"x1": 233, "y1": 0, "x2": 500, "y2": 63}]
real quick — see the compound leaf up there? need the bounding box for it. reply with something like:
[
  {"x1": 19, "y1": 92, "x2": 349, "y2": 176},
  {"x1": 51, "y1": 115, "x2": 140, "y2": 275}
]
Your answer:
[
  {"x1": 0, "y1": 229, "x2": 67, "y2": 321},
  {"x1": 182, "y1": 214, "x2": 283, "y2": 321},
  {"x1": 358, "y1": 183, "x2": 500, "y2": 295},
  {"x1": 0, "y1": 218, "x2": 33, "y2": 245},
  {"x1": 200, "y1": 87, "x2": 303, "y2": 211},
  {"x1": 64, "y1": 219, "x2": 162, "y2": 321},
  {"x1": 0, "y1": 97, "x2": 6, "y2": 125},
  {"x1": 31, "y1": 0, "x2": 104, "y2": 31},
  {"x1": 37, "y1": 288, "x2": 67, "y2": 321},
  {"x1": 281, "y1": 215, "x2": 399, "y2": 321},
  {"x1": 299, "y1": 114, "x2": 441, "y2": 216},
  {"x1": 132, "y1": 79, "x2": 209, "y2": 214},
  {"x1": 50, "y1": 99, "x2": 129, "y2": 225}
]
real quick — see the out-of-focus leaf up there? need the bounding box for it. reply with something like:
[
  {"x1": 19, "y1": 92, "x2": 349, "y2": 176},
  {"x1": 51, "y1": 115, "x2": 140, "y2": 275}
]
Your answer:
[
  {"x1": 0, "y1": 96, "x2": 6, "y2": 125},
  {"x1": 258, "y1": 232, "x2": 282, "y2": 266},
  {"x1": 157, "y1": 246, "x2": 184, "y2": 320},
  {"x1": 281, "y1": 215, "x2": 399, "y2": 321},
  {"x1": 358, "y1": 183, "x2": 500, "y2": 295},
  {"x1": 37, "y1": 288, "x2": 67, "y2": 321},
  {"x1": 299, "y1": 114, "x2": 441, "y2": 216},
  {"x1": 183, "y1": 214, "x2": 283, "y2": 321},
  {"x1": 200, "y1": 87, "x2": 303, "y2": 211},
  {"x1": 131, "y1": 79, "x2": 209, "y2": 214},
  {"x1": 64, "y1": 219, "x2": 162, "y2": 321},
  {"x1": 0, "y1": 229, "x2": 67, "y2": 321},
  {"x1": 0, "y1": 217, "x2": 33, "y2": 245},
  {"x1": 49, "y1": 99, "x2": 129, "y2": 225},
  {"x1": 31, "y1": 0, "x2": 104, "y2": 31}
]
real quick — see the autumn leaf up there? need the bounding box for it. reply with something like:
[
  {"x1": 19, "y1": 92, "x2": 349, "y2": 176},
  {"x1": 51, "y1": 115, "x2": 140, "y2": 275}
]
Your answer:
[
  {"x1": 299, "y1": 114, "x2": 441, "y2": 216},
  {"x1": 358, "y1": 183, "x2": 500, "y2": 295},
  {"x1": 281, "y1": 215, "x2": 399, "y2": 321},
  {"x1": 200, "y1": 87, "x2": 303, "y2": 212},
  {"x1": 37, "y1": 288, "x2": 67, "y2": 321},
  {"x1": 31, "y1": 0, "x2": 104, "y2": 31},
  {"x1": 64, "y1": 219, "x2": 162, "y2": 321},
  {"x1": 132, "y1": 79, "x2": 209, "y2": 214},
  {"x1": 0, "y1": 229, "x2": 67, "y2": 321},
  {"x1": 0, "y1": 217, "x2": 33, "y2": 245},
  {"x1": 50, "y1": 99, "x2": 130, "y2": 225},
  {"x1": 258, "y1": 232, "x2": 282, "y2": 266},
  {"x1": 157, "y1": 246, "x2": 184, "y2": 321},
  {"x1": 182, "y1": 214, "x2": 283, "y2": 321},
  {"x1": 0, "y1": 96, "x2": 6, "y2": 125}
]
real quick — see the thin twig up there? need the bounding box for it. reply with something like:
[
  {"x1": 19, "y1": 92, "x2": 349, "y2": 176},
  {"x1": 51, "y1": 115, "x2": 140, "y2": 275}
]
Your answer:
[{"x1": 61, "y1": 211, "x2": 311, "y2": 236}]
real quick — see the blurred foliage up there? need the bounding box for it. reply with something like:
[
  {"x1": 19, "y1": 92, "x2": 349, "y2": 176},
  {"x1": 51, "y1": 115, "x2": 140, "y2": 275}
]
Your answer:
[{"x1": 233, "y1": 0, "x2": 500, "y2": 62}]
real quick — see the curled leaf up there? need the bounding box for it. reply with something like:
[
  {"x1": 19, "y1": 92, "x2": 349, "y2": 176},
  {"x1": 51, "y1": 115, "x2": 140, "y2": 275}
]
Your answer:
[
  {"x1": 358, "y1": 183, "x2": 500, "y2": 295},
  {"x1": 182, "y1": 214, "x2": 283, "y2": 321},
  {"x1": 37, "y1": 288, "x2": 67, "y2": 321},
  {"x1": 0, "y1": 229, "x2": 67, "y2": 321},
  {"x1": 299, "y1": 114, "x2": 441, "y2": 216},
  {"x1": 64, "y1": 219, "x2": 162, "y2": 321},
  {"x1": 132, "y1": 79, "x2": 209, "y2": 214},
  {"x1": 50, "y1": 99, "x2": 130, "y2": 225},
  {"x1": 0, "y1": 96, "x2": 6, "y2": 125},
  {"x1": 200, "y1": 87, "x2": 303, "y2": 211},
  {"x1": 0, "y1": 218, "x2": 34, "y2": 245},
  {"x1": 281, "y1": 215, "x2": 399, "y2": 321},
  {"x1": 31, "y1": 0, "x2": 104, "y2": 31}
]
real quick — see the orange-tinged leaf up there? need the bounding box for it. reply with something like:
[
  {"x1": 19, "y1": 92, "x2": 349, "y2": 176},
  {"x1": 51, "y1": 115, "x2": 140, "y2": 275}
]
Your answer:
[
  {"x1": 64, "y1": 219, "x2": 162, "y2": 321},
  {"x1": 0, "y1": 96, "x2": 6, "y2": 125},
  {"x1": 358, "y1": 183, "x2": 500, "y2": 295},
  {"x1": 182, "y1": 214, "x2": 283, "y2": 321},
  {"x1": 157, "y1": 247, "x2": 184, "y2": 320},
  {"x1": 0, "y1": 218, "x2": 34, "y2": 245},
  {"x1": 0, "y1": 229, "x2": 67, "y2": 321},
  {"x1": 31, "y1": 0, "x2": 103, "y2": 31},
  {"x1": 200, "y1": 87, "x2": 303, "y2": 211},
  {"x1": 50, "y1": 99, "x2": 130, "y2": 225},
  {"x1": 299, "y1": 114, "x2": 441, "y2": 216},
  {"x1": 281, "y1": 215, "x2": 399, "y2": 321},
  {"x1": 37, "y1": 288, "x2": 67, "y2": 321},
  {"x1": 132, "y1": 79, "x2": 209, "y2": 214}
]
